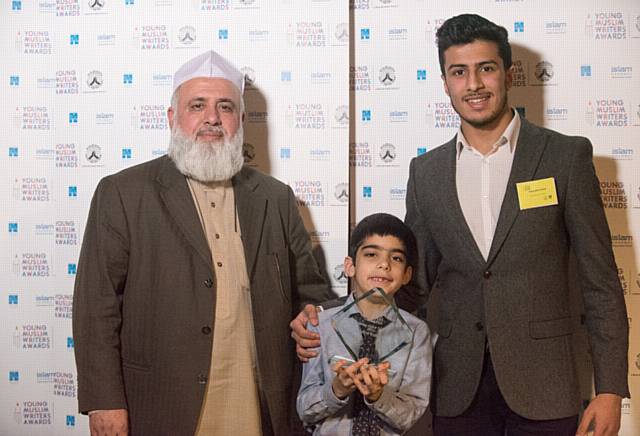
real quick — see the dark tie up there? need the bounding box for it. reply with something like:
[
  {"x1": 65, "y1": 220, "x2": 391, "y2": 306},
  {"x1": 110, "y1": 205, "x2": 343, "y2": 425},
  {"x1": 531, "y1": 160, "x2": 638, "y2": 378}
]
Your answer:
[{"x1": 351, "y1": 313, "x2": 391, "y2": 436}]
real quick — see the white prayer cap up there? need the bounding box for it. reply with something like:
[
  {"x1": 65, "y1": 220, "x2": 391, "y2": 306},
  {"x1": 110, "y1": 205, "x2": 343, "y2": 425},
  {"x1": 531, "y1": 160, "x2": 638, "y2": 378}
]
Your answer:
[{"x1": 172, "y1": 50, "x2": 245, "y2": 94}]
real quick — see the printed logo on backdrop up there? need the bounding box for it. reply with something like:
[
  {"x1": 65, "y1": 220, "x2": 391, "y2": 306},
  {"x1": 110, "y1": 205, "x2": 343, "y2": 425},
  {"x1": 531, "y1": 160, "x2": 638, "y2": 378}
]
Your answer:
[
  {"x1": 14, "y1": 178, "x2": 51, "y2": 201},
  {"x1": 390, "y1": 187, "x2": 406, "y2": 201},
  {"x1": 389, "y1": 110, "x2": 408, "y2": 123},
  {"x1": 618, "y1": 267, "x2": 628, "y2": 295},
  {"x1": 544, "y1": 20, "x2": 567, "y2": 35},
  {"x1": 377, "y1": 66, "x2": 398, "y2": 89},
  {"x1": 151, "y1": 73, "x2": 172, "y2": 87},
  {"x1": 240, "y1": 67, "x2": 256, "y2": 90},
  {"x1": 55, "y1": 144, "x2": 78, "y2": 167},
  {"x1": 52, "y1": 0, "x2": 80, "y2": 16},
  {"x1": 176, "y1": 25, "x2": 198, "y2": 48},
  {"x1": 511, "y1": 60, "x2": 527, "y2": 86},
  {"x1": 84, "y1": 144, "x2": 103, "y2": 166},
  {"x1": 132, "y1": 105, "x2": 168, "y2": 129},
  {"x1": 196, "y1": 0, "x2": 230, "y2": 11},
  {"x1": 13, "y1": 324, "x2": 52, "y2": 349},
  {"x1": 15, "y1": 400, "x2": 53, "y2": 424},
  {"x1": 310, "y1": 71, "x2": 331, "y2": 85},
  {"x1": 612, "y1": 234, "x2": 633, "y2": 248},
  {"x1": 610, "y1": 66, "x2": 632, "y2": 79},
  {"x1": 589, "y1": 100, "x2": 628, "y2": 127},
  {"x1": 635, "y1": 102, "x2": 640, "y2": 126},
  {"x1": 310, "y1": 230, "x2": 329, "y2": 245},
  {"x1": 610, "y1": 146, "x2": 633, "y2": 161},
  {"x1": 334, "y1": 23, "x2": 349, "y2": 45},
  {"x1": 293, "y1": 181, "x2": 325, "y2": 207},
  {"x1": 588, "y1": 13, "x2": 626, "y2": 39},
  {"x1": 134, "y1": 25, "x2": 170, "y2": 50},
  {"x1": 632, "y1": 14, "x2": 640, "y2": 38},
  {"x1": 17, "y1": 30, "x2": 53, "y2": 54},
  {"x1": 350, "y1": 65, "x2": 371, "y2": 91},
  {"x1": 84, "y1": 70, "x2": 105, "y2": 93},
  {"x1": 289, "y1": 22, "x2": 326, "y2": 47},
  {"x1": 56, "y1": 70, "x2": 79, "y2": 94},
  {"x1": 544, "y1": 107, "x2": 568, "y2": 122},
  {"x1": 309, "y1": 147, "x2": 331, "y2": 162},
  {"x1": 247, "y1": 109, "x2": 267, "y2": 123},
  {"x1": 334, "y1": 183, "x2": 349, "y2": 204},
  {"x1": 17, "y1": 106, "x2": 52, "y2": 130},
  {"x1": 350, "y1": 142, "x2": 372, "y2": 167},
  {"x1": 377, "y1": 143, "x2": 398, "y2": 167},
  {"x1": 247, "y1": 28, "x2": 269, "y2": 42},
  {"x1": 433, "y1": 102, "x2": 460, "y2": 129},
  {"x1": 96, "y1": 111, "x2": 115, "y2": 125},
  {"x1": 97, "y1": 32, "x2": 116, "y2": 46},
  {"x1": 333, "y1": 264, "x2": 348, "y2": 284},
  {"x1": 85, "y1": 0, "x2": 108, "y2": 14},
  {"x1": 235, "y1": 0, "x2": 258, "y2": 8},
  {"x1": 531, "y1": 61, "x2": 556, "y2": 86},
  {"x1": 388, "y1": 27, "x2": 408, "y2": 40},
  {"x1": 600, "y1": 181, "x2": 627, "y2": 209},
  {"x1": 424, "y1": 18, "x2": 446, "y2": 42},
  {"x1": 334, "y1": 105, "x2": 349, "y2": 128},
  {"x1": 37, "y1": 371, "x2": 76, "y2": 397},
  {"x1": 289, "y1": 104, "x2": 325, "y2": 129},
  {"x1": 375, "y1": 0, "x2": 397, "y2": 8},
  {"x1": 350, "y1": 0, "x2": 370, "y2": 10}
]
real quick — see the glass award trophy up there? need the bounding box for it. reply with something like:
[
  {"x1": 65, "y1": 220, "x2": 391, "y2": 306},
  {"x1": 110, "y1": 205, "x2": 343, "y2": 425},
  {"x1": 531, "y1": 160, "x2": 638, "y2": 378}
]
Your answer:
[{"x1": 329, "y1": 287, "x2": 414, "y2": 372}]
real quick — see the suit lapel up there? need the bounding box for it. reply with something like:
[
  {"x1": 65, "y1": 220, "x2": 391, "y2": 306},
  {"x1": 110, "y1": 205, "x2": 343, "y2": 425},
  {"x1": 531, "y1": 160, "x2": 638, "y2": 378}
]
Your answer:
[
  {"x1": 486, "y1": 119, "x2": 547, "y2": 265},
  {"x1": 234, "y1": 168, "x2": 268, "y2": 279},
  {"x1": 156, "y1": 157, "x2": 212, "y2": 269},
  {"x1": 440, "y1": 138, "x2": 486, "y2": 267}
]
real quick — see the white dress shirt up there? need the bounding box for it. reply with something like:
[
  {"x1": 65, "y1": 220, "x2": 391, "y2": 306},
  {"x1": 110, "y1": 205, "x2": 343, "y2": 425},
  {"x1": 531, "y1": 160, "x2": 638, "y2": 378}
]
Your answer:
[{"x1": 455, "y1": 110, "x2": 521, "y2": 260}]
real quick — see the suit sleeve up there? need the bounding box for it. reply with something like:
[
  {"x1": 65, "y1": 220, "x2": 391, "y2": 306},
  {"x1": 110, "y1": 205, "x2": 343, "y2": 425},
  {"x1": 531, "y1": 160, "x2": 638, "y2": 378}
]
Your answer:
[
  {"x1": 399, "y1": 157, "x2": 441, "y2": 313},
  {"x1": 563, "y1": 139, "x2": 630, "y2": 398},
  {"x1": 72, "y1": 178, "x2": 130, "y2": 413},
  {"x1": 285, "y1": 185, "x2": 336, "y2": 309}
]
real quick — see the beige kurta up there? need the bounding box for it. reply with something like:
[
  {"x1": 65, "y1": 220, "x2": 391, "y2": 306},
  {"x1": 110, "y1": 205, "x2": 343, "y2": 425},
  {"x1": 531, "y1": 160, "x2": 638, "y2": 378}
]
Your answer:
[{"x1": 188, "y1": 178, "x2": 262, "y2": 436}]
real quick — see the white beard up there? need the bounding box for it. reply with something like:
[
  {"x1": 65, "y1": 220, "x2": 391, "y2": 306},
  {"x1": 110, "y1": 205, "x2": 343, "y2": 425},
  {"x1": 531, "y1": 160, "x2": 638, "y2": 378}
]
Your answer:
[{"x1": 168, "y1": 124, "x2": 244, "y2": 182}]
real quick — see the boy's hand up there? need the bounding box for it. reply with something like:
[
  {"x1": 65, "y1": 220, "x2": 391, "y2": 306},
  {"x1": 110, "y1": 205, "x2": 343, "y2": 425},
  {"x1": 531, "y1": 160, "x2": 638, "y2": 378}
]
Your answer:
[
  {"x1": 290, "y1": 304, "x2": 320, "y2": 362},
  {"x1": 358, "y1": 361, "x2": 390, "y2": 402},
  {"x1": 331, "y1": 359, "x2": 360, "y2": 399}
]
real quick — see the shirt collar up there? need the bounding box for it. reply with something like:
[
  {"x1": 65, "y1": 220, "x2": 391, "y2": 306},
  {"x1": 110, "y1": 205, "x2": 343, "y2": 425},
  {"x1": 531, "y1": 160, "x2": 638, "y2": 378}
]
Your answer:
[{"x1": 456, "y1": 109, "x2": 521, "y2": 159}]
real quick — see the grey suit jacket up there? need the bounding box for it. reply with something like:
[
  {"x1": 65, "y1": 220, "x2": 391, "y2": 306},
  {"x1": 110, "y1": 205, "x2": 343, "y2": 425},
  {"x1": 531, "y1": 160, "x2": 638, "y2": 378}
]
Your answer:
[
  {"x1": 403, "y1": 118, "x2": 629, "y2": 420},
  {"x1": 72, "y1": 155, "x2": 333, "y2": 435}
]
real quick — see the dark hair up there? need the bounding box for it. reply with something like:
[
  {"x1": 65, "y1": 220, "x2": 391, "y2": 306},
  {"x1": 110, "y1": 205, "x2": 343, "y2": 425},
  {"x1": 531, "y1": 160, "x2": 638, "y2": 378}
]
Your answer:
[
  {"x1": 436, "y1": 14, "x2": 512, "y2": 76},
  {"x1": 349, "y1": 213, "x2": 418, "y2": 269}
]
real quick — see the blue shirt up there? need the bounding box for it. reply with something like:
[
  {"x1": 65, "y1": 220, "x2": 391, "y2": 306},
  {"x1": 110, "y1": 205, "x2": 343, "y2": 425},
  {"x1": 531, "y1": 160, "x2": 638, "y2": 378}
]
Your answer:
[{"x1": 297, "y1": 294, "x2": 433, "y2": 435}]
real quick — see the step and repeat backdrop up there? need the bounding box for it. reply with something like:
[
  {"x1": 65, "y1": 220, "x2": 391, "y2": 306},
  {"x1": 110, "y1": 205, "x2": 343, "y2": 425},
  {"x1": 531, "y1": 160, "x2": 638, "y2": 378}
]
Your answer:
[{"x1": 1, "y1": 0, "x2": 638, "y2": 434}]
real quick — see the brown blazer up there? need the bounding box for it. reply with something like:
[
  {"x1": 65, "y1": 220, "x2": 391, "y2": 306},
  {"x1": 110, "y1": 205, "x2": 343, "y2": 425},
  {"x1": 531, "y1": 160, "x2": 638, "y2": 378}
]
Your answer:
[
  {"x1": 402, "y1": 119, "x2": 629, "y2": 420},
  {"x1": 72, "y1": 156, "x2": 333, "y2": 435}
]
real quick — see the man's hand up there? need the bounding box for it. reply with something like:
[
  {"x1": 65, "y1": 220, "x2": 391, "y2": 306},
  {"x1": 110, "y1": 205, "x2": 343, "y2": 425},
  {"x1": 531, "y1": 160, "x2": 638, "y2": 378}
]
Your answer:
[
  {"x1": 290, "y1": 304, "x2": 321, "y2": 362},
  {"x1": 576, "y1": 393, "x2": 622, "y2": 436},
  {"x1": 89, "y1": 409, "x2": 129, "y2": 436}
]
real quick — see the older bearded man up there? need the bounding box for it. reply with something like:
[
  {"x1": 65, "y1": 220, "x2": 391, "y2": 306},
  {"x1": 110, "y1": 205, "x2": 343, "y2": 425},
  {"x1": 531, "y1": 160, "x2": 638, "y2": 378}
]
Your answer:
[{"x1": 73, "y1": 50, "x2": 333, "y2": 436}]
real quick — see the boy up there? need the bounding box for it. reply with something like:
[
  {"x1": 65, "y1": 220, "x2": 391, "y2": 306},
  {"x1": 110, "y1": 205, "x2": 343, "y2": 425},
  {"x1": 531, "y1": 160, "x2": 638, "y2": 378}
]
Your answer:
[{"x1": 297, "y1": 213, "x2": 432, "y2": 435}]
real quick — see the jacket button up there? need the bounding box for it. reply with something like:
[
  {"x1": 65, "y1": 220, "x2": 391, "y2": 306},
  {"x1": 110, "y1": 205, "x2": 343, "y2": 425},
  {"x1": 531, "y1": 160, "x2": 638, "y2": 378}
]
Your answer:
[
  {"x1": 475, "y1": 322, "x2": 484, "y2": 331},
  {"x1": 197, "y1": 374, "x2": 208, "y2": 384},
  {"x1": 483, "y1": 271, "x2": 492, "y2": 279},
  {"x1": 204, "y1": 278, "x2": 213, "y2": 288},
  {"x1": 201, "y1": 326, "x2": 212, "y2": 335}
]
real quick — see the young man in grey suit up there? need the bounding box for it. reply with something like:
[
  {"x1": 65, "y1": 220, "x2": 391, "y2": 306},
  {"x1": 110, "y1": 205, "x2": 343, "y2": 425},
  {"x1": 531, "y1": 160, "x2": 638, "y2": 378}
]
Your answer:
[
  {"x1": 73, "y1": 50, "x2": 333, "y2": 436},
  {"x1": 291, "y1": 14, "x2": 629, "y2": 436}
]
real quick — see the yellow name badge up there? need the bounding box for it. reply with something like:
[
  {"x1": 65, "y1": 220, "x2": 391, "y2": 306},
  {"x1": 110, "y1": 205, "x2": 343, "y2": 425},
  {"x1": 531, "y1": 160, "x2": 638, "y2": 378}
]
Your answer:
[{"x1": 516, "y1": 177, "x2": 559, "y2": 210}]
